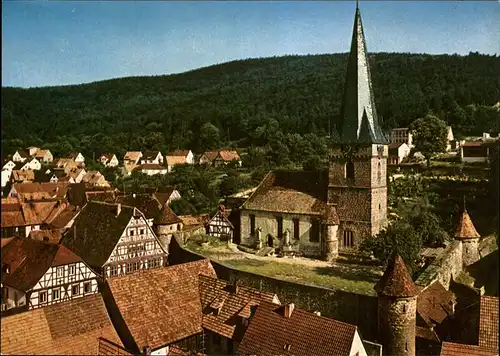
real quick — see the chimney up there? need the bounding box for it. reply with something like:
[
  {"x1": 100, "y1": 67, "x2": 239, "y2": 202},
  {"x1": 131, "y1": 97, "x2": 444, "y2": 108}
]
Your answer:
[
  {"x1": 232, "y1": 280, "x2": 239, "y2": 294},
  {"x1": 284, "y1": 303, "x2": 295, "y2": 318},
  {"x1": 116, "y1": 203, "x2": 121, "y2": 216},
  {"x1": 313, "y1": 311, "x2": 321, "y2": 316},
  {"x1": 142, "y1": 346, "x2": 151, "y2": 355}
]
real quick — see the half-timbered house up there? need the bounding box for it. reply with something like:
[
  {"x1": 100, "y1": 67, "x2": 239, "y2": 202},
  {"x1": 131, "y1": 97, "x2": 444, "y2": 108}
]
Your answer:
[
  {"x1": 206, "y1": 205, "x2": 234, "y2": 242},
  {"x1": 61, "y1": 201, "x2": 168, "y2": 279},
  {"x1": 1, "y1": 238, "x2": 99, "y2": 312}
]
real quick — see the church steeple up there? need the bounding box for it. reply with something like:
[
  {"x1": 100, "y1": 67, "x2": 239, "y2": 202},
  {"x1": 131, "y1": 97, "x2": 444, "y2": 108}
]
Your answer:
[{"x1": 339, "y1": 3, "x2": 386, "y2": 144}]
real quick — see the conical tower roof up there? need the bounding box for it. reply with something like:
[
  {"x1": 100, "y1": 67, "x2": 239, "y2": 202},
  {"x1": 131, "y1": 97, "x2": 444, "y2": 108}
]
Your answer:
[
  {"x1": 339, "y1": 4, "x2": 387, "y2": 145},
  {"x1": 374, "y1": 253, "x2": 419, "y2": 298},
  {"x1": 455, "y1": 209, "x2": 480, "y2": 240}
]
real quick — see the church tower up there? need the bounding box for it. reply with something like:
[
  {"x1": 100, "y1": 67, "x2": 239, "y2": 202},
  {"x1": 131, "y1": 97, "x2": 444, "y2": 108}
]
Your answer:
[
  {"x1": 328, "y1": 2, "x2": 388, "y2": 249},
  {"x1": 455, "y1": 200, "x2": 481, "y2": 267},
  {"x1": 375, "y1": 254, "x2": 418, "y2": 356}
]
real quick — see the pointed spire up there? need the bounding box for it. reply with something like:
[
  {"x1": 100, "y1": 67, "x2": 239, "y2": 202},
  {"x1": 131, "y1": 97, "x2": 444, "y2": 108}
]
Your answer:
[
  {"x1": 374, "y1": 253, "x2": 419, "y2": 297},
  {"x1": 339, "y1": 3, "x2": 387, "y2": 145},
  {"x1": 455, "y1": 202, "x2": 480, "y2": 240}
]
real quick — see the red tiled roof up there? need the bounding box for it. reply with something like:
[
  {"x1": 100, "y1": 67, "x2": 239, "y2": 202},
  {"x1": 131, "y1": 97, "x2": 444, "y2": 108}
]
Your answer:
[
  {"x1": 217, "y1": 150, "x2": 241, "y2": 162},
  {"x1": 12, "y1": 182, "x2": 69, "y2": 200},
  {"x1": 455, "y1": 209, "x2": 481, "y2": 239},
  {"x1": 238, "y1": 301, "x2": 357, "y2": 356},
  {"x1": 416, "y1": 326, "x2": 440, "y2": 342},
  {"x1": 199, "y1": 275, "x2": 279, "y2": 340},
  {"x1": 154, "y1": 204, "x2": 182, "y2": 225},
  {"x1": 201, "y1": 151, "x2": 218, "y2": 162},
  {"x1": 169, "y1": 150, "x2": 191, "y2": 157},
  {"x1": 1, "y1": 237, "x2": 15, "y2": 248},
  {"x1": 180, "y1": 214, "x2": 210, "y2": 228},
  {"x1": 479, "y1": 296, "x2": 499, "y2": 351},
  {"x1": 106, "y1": 260, "x2": 217, "y2": 351},
  {"x1": 417, "y1": 281, "x2": 455, "y2": 328},
  {"x1": 440, "y1": 342, "x2": 497, "y2": 356},
  {"x1": 374, "y1": 254, "x2": 419, "y2": 297},
  {"x1": 1, "y1": 294, "x2": 123, "y2": 355},
  {"x1": 28, "y1": 229, "x2": 63, "y2": 244},
  {"x1": 124, "y1": 151, "x2": 142, "y2": 161},
  {"x1": 1, "y1": 199, "x2": 26, "y2": 227},
  {"x1": 165, "y1": 156, "x2": 187, "y2": 166}
]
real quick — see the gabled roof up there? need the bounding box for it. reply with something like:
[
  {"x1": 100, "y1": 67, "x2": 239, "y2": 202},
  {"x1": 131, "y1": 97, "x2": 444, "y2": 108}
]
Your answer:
[
  {"x1": 12, "y1": 169, "x2": 35, "y2": 182},
  {"x1": 165, "y1": 156, "x2": 187, "y2": 166},
  {"x1": 1, "y1": 294, "x2": 123, "y2": 355},
  {"x1": 14, "y1": 149, "x2": 30, "y2": 158},
  {"x1": 153, "y1": 187, "x2": 177, "y2": 206},
  {"x1": 124, "y1": 151, "x2": 142, "y2": 161},
  {"x1": 154, "y1": 204, "x2": 182, "y2": 225},
  {"x1": 35, "y1": 149, "x2": 51, "y2": 158},
  {"x1": 242, "y1": 170, "x2": 328, "y2": 215},
  {"x1": 61, "y1": 202, "x2": 136, "y2": 268},
  {"x1": 105, "y1": 259, "x2": 217, "y2": 352},
  {"x1": 374, "y1": 254, "x2": 419, "y2": 297},
  {"x1": 201, "y1": 151, "x2": 218, "y2": 162},
  {"x1": 142, "y1": 150, "x2": 162, "y2": 160},
  {"x1": 199, "y1": 275, "x2": 279, "y2": 340},
  {"x1": 440, "y1": 342, "x2": 497, "y2": 356},
  {"x1": 338, "y1": 4, "x2": 386, "y2": 145},
  {"x1": 479, "y1": 296, "x2": 499, "y2": 351},
  {"x1": 1, "y1": 238, "x2": 83, "y2": 291},
  {"x1": 180, "y1": 214, "x2": 210, "y2": 229},
  {"x1": 1, "y1": 198, "x2": 26, "y2": 227},
  {"x1": 12, "y1": 182, "x2": 70, "y2": 200},
  {"x1": 217, "y1": 150, "x2": 241, "y2": 162},
  {"x1": 169, "y1": 149, "x2": 191, "y2": 157},
  {"x1": 388, "y1": 142, "x2": 405, "y2": 149},
  {"x1": 417, "y1": 281, "x2": 455, "y2": 328},
  {"x1": 28, "y1": 229, "x2": 63, "y2": 244},
  {"x1": 115, "y1": 194, "x2": 162, "y2": 220},
  {"x1": 207, "y1": 207, "x2": 235, "y2": 229},
  {"x1": 455, "y1": 209, "x2": 481, "y2": 240},
  {"x1": 238, "y1": 301, "x2": 357, "y2": 356},
  {"x1": 100, "y1": 153, "x2": 116, "y2": 160}
]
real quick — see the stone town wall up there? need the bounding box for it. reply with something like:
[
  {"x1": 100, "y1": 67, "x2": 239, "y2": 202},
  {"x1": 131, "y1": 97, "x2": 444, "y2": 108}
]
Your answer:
[
  {"x1": 415, "y1": 241, "x2": 463, "y2": 289},
  {"x1": 169, "y1": 237, "x2": 379, "y2": 340}
]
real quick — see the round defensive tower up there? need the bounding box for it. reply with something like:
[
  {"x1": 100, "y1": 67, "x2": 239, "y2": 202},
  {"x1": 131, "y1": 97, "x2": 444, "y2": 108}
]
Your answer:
[
  {"x1": 374, "y1": 253, "x2": 419, "y2": 356},
  {"x1": 455, "y1": 203, "x2": 481, "y2": 267}
]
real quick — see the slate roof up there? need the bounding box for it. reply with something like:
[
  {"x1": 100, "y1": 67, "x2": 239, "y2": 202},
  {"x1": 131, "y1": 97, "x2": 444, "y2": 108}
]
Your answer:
[
  {"x1": 455, "y1": 209, "x2": 481, "y2": 239},
  {"x1": 440, "y1": 342, "x2": 497, "y2": 356},
  {"x1": 106, "y1": 259, "x2": 217, "y2": 352},
  {"x1": 242, "y1": 170, "x2": 329, "y2": 215},
  {"x1": 1, "y1": 238, "x2": 82, "y2": 291},
  {"x1": 238, "y1": 301, "x2": 357, "y2": 356},
  {"x1": 374, "y1": 254, "x2": 419, "y2": 297},
  {"x1": 479, "y1": 296, "x2": 499, "y2": 351},
  {"x1": 115, "y1": 194, "x2": 162, "y2": 220},
  {"x1": 61, "y1": 201, "x2": 135, "y2": 268},
  {"x1": 338, "y1": 5, "x2": 386, "y2": 145},
  {"x1": 0, "y1": 294, "x2": 123, "y2": 355},
  {"x1": 199, "y1": 275, "x2": 279, "y2": 340},
  {"x1": 154, "y1": 204, "x2": 183, "y2": 225}
]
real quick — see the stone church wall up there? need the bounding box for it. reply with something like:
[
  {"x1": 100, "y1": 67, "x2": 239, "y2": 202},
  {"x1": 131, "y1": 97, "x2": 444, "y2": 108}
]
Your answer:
[{"x1": 415, "y1": 241, "x2": 463, "y2": 289}]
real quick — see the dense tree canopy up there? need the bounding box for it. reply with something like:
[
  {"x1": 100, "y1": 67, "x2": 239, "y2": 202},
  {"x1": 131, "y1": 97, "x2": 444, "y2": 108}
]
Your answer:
[
  {"x1": 410, "y1": 114, "x2": 448, "y2": 167},
  {"x1": 2, "y1": 53, "x2": 499, "y2": 157}
]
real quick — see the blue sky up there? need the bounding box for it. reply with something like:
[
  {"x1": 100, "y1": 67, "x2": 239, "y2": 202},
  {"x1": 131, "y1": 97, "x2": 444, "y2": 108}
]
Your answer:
[{"x1": 2, "y1": 1, "x2": 499, "y2": 88}]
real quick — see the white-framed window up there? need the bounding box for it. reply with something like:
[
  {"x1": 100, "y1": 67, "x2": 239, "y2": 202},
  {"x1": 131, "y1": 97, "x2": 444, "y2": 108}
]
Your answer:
[
  {"x1": 52, "y1": 289, "x2": 60, "y2": 300},
  {"x1": 83, "y1": 282, "x2": 91, "y2": 294},
  {"x1": 68, "y1": 264, "x2": 76, "y2": 276},
  {"x1": 56, "y1": 266, "x2": 64, "y2": 278},
  {"x1": 71, "y1": 285, "x2": 80, "y2": 296},
  {"x1": 39, "y1": 291, "x2": 47, "y2": 303}
]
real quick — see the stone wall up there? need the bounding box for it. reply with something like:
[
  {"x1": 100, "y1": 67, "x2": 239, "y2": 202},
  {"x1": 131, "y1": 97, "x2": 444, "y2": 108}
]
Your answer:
[
  {"x1": 416, "y1": 241, "x2": 463, "y2": 289},
  {"x1": 169, "y1": 237, "x2": 379, "y2": 340}
]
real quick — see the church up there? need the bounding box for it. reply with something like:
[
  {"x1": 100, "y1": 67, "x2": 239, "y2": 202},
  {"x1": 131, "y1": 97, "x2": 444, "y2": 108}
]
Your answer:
[{"x1": 239, "y1": 3, "x2": 388, "y2": 260}]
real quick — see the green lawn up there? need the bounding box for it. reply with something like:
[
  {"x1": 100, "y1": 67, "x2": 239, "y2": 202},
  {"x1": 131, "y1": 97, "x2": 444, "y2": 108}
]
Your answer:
[{"x1": 185, "y1": 239, "x2": 380, "y2": 296}]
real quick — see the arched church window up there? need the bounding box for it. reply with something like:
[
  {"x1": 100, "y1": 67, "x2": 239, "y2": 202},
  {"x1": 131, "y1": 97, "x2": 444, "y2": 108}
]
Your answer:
[
  {"x1": 345, "y1": 161, "x2": 355, "y2": 180},
  {"x1": 343, "y1": 230, "x2": 354, "y2": 247},
  {"x1": 377, "y1": 162, "x2": 382, "y2": 185}
]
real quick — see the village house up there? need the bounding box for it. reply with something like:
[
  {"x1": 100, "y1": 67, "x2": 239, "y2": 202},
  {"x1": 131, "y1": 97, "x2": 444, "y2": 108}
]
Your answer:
[
  {"x1": 82, "y1": 171, "x2": 110, "y2": 187},
  {"x1": 1, "y1": 169, "x2": 12, "y2": 189},
  {"x1": 67, "y1": 167, "x2": 87, "y2": 183},
  {"x1": 0, "y1": 293, "x2": 125, "y2": 355},
  {"x1": 390, "y1": 127, "x2": 413, "y2": 148},
  {"x1": 136, "y1": 163, "x2": 169, "y2": 176},
  {"x1": 169, "y1": 149, "x2": 195, "y2": 164},
  {"x1": 50, "y1": 172, "x2": 75, "y2": 184},
  {"x1": 3, "y1": 160, "x2": 16, "y2": 171},
  {"x1": 237, "y1": 301, "x2": 368, "y2": 356},
  {"x1": 165, "y1": 155, "x2": 188, "y2": 172},
  {"x1": 152, "y1": 187, "x2": 182, "y2": 207},
  {"x1": 19, "y1": 157, "x2": 42, "y2": 171},
  {"x1": 206, "y1": 205, "x2": 234, "y2": 242},
  {"x1": 123, "y1": 151, "x2": 143, "y2": 165},
  {"x1": 1, "y1": 238, "x2": 99, "y2": 312},
  {"x1": 199, "y1": 151, "x2": 219, "y2": 165},
  {"x1": 12, "y1": 150, "x2": 30, "y2": 163},
  {"x1": 100, "y1": 153, "x2": 120, "y2": 167},
  {"x1": 8, "y1": 182, "x2": 70, "y2": 201},
  {"x1": 140, "y1": 150, "x2": 164, "y2": 165},
  {"x1": 122, "y1": 163, "x2": 138, "y2": 176},
  {"x1": 34, "y1": 149, "x2": 54, "y2": 163},
  {"x1": 101, "y1": 259, "x2": 216, "y2": 355},
  {"x1": 61, "y1": 201, "x2": 168, "y2": 278},
  {"x1": 54, "y1": 157, "x2": 79, "y2": 174},
  {"x1": 27, "y1": 146, "x2": 40, "y2": 156},
  {"x1": 11, "y1": 169, "x2": 35, "y2": 184},
  {"x1": 388, "y1": 142, "x2": 411, "y2": 165},
  {"x1": 199, "y1": 275, "x2": 280, "y2": 355},
  {"x1": 460, "y1": 140, "x2": 498, "y2": 163},
  {"x1": 239, "y1": 4, "x2": 388, "y2": 259},
  {"x1": 69, "y1": 152, "x2": 86, "y2": 166},
  {"x1": 213, "y1": 150, "x2": 242, "y2": 168}
]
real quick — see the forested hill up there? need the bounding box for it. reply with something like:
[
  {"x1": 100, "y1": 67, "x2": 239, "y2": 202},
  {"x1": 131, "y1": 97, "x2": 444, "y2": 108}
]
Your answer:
[{"x1": 2, "y1": 52, "x2": 499, "y2": 157}]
